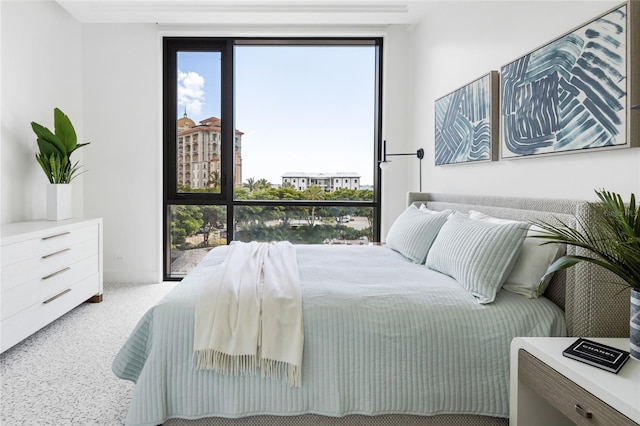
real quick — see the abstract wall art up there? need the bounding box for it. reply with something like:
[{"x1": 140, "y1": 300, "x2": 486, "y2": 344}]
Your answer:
[
  {"x1": 435, "y1": 71, "x2": 498, "y2": 165},
  {"x1": 501, "y1": 3, "x2": 632, "y2": 159}
]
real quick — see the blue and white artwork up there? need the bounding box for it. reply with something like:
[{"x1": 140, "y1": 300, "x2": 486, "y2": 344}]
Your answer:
[
  {"x1": 435, "y1": 72, "x2": 497, "y2": 165},
  {"x1": 501, "y1": 5, "x2": 627, "y2": 158}
]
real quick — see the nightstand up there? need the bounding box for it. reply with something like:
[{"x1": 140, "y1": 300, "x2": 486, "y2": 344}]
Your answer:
[{"x1": 510, "y1": 337, "x2": 640, "y2": 426}]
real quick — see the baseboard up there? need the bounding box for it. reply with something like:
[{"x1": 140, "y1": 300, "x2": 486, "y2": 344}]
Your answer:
[{"x1": 103, "y1": 269, "x2": 163, "y2": 284}]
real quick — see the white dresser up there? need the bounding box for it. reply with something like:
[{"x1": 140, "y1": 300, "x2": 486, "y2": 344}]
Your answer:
[{"x1": 1, "y1": 218, "x2": 103, "y2": 353}]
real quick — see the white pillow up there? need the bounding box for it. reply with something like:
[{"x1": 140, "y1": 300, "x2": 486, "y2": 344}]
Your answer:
[
  {"x1": 468, "y1": 210, "x2": 566, "y2": 298},
  {"x1": 419, "y1": 204, "x2": 468, "y2": 218},
  {"x1": 386, "y1": 205, "x2": 451, "y2": 264},
  {"x1": 418, "y1": 204, "x2": 438, "y2": 214},
  {"x1": 426, "y1": 215, "x2": 529, "y2": 304}
]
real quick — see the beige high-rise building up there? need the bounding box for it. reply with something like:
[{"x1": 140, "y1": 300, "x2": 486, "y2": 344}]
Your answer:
[{"x1": 177, "y1": 114, "x2": 243, "y2": 189}]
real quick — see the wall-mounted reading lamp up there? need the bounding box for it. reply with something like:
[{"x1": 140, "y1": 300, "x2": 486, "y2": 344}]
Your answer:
[
  {"x1": 632, "y1": 104, "x2": 640, "y2": 110},
  {"x1": 379, "y1": 140, "x2": 425, "y2": 192}
]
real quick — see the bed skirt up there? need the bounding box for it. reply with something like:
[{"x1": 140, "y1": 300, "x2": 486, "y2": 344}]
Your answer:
[{"x1": 165, "y1": 414, "x2": 508, "y2": 426}]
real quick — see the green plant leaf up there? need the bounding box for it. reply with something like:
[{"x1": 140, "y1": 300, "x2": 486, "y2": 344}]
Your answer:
[
  {"x1": 35, "y1": 153, "x2": 54, "y2": 183},
  {"x1": 71, "y1": 142, "x2": 91, "y2": 154},
  {"x1": 54, "y1": 108, "x2": 77, "y2": 153},
  {"x1": 537, "y1": 256, "x2": 582, "y2": 295},
  {"x1": 49, "y1": 154, "x2": 59, "y2": 183},
  {"x1": 31, "y1": 121, "x2": 51, "y2": 140},
  {"x1": 36, "y1": 138, "x2": 61, "y2": 157},
  {"x1": 31, "y1": 121, "x2": 67, "y2": 156},
  {"x1": 67, "y1": 160, "x2": 85, "y2": 182}
]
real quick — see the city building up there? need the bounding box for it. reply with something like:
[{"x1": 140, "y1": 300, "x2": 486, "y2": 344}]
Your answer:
[
  {"x1": 177, "y1": 114, "x2": 243, "y2": 189},
  {"x1": 282, "y1": 172, "x2": 361, "y2": 192}
]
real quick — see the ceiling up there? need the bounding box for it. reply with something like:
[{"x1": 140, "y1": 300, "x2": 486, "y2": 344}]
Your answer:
[{"x1": 55, "y1": 1, "x2": 434, "y2": 25}]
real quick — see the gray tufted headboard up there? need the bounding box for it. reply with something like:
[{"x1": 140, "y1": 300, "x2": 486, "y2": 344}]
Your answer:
[{"x1": 407, "y1": 192, "x2": 630, "y2": 338}]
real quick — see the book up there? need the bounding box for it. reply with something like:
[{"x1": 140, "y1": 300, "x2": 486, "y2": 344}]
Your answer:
[{"x1": 563, "y1": 338, "x2": 630, "y2": 374}]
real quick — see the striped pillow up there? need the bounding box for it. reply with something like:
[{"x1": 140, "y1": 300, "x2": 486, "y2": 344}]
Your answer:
[
  {"x1": 426, "y1": 215, "x2": 529, "y2": 303},
  {"x1": 468, "y1": 210, "x2": 566, "y2": 298},
  {"x1": 386, "y1": 205, "x2": 451, "y2": 264}
]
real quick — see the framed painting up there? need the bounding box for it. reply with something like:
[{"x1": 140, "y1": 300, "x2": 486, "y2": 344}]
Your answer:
[
  {"x1": 435, "y1": 71, "x2": 499, "y2": 166},
  {"x1": 500, "y1": 2, "x2": 639, "y2": 159}
]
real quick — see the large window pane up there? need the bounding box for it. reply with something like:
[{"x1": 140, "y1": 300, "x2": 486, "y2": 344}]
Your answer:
[
  {"x1": 234, "y1": 45, "x2": 375, "y2": 201},
  {"x1": 234, "y1": 205, "x2": 373, "y2": 244},
  {"x1": 169, "y1": 204, "x2": 227, "y2": 276},
  {"x1": 176, "y1": 51, "x2": 224, "y2": 193},
  {"x1": 164, "y1": 38, "x2": 381, "y2": 280}
]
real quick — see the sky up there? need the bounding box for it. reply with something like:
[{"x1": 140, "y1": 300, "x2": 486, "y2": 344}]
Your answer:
[{"x1": 177, "y1": 45, "x2": 376, "y2": 186}]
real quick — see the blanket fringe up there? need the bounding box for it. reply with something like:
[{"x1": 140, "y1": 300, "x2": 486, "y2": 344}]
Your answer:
[
  {"x1": 194, "y1": 350, "x2": 257, "y2": 376},
  {"x1": 261, "y1": 358, "x2": 301, "y2": 388},
  {"x1": 194, "y1": 351, "x2": 301, "y2": 387}
]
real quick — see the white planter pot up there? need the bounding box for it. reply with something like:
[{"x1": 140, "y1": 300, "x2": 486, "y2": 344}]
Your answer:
[{"x1": 47, "y1": 184, "x2": 72, "y2": 221}]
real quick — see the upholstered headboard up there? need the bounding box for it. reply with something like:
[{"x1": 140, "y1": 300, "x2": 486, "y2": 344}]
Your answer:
[{"x1": 407, "y1": 192, "x2": 630, "y2": 338}]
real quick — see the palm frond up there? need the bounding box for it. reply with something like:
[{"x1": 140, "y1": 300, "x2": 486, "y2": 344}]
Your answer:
[{"x1": 531, "y1": 189, "x2": 640, "y2": 292}]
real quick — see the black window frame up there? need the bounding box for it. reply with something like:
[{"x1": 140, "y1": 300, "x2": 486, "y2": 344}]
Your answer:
[{"x1": 163, "y1": 37, "x2": 383, "y2": 281}]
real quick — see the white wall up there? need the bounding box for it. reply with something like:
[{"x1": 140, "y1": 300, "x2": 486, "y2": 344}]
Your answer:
[
  {"x1": 381, "y1": 25, "x2": 415, "y2": 238},
  {"x1": 409, "y1": 1, "x2": 640, "y2": 204},
  {"x1": 82, "y1": 24, "x2": 161, "y2": 283},
  {"x1": 1, "y1": 1, "x2": 84, "y2": 224}
]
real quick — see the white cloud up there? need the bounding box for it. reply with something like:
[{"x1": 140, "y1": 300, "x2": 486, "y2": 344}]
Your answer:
[{"x1": 177, "y1": 70, "x2": 205, "y2": 116}]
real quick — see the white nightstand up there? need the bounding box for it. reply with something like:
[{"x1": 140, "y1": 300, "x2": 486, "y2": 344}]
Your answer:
[{"x1": 510, "y1": 337, "x2": 640, "y2": 426}]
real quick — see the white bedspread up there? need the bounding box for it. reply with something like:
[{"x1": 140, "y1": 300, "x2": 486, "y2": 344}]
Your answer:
[{"x1": 113, "y1": 245, "x2": 566, "y2": 426}]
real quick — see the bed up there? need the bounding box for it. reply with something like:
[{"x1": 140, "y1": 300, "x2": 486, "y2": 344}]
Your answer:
[{"x1": 113, "y1": 192, "x2": 630, "y2": 426}]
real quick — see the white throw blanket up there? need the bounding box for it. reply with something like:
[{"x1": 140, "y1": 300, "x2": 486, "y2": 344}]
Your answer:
[{"x1": 193, "y1": 241, "x2": 304, "y2": 387}]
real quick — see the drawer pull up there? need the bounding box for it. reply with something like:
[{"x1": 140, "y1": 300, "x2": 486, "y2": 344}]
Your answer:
[
  {"x1": 42, "y1": 267, "x2": 71, "y2": 280},
  {"x1": 575, "y1": 404, "x2": 593, "y2": 419},
  {"x1": 43, "y1": 289, "x2": 71, "y2": 304},
  {"x1": 42, "y1": 248, "x2": 71, "y2": 259},
  {"x1": 42, "y1": 231, "x2": 71, "y2": 241}
]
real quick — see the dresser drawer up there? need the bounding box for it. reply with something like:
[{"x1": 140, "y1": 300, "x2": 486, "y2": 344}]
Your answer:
[
  {"x1": 0, "y1": 273, "x2": 100, "y2": 353},
  {"x1": 518, "y1": 349, "x2": 637, "y2": 426},
  {"x1": 0, "y1": 223, "x2": 98, "y2": 268},
  {"x1": 1, "y1": 254, "x2": 99, "y2": 321},
  {"x1": 1, "y1": 237, "x2": 98, "y2": 293}
]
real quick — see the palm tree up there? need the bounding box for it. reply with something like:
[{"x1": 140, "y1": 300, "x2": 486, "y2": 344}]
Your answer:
[
  {"x1": 243, "y1": 177, "x2": 256, "y2": 192},
  {"x1": 304, "y1": 185, "x2": 325, "y2": 226},
  {"x1": 207, "y1": 170, "x2": 221, "y2": 190},
  {"x1": 255, "y1": 178, "x2": 272, "y2": 191},
  {"x1": 533, "y1": 189, "x2": 640, "y2": 294}
]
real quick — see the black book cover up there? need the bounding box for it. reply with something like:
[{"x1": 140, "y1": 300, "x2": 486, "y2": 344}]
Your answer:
[{"x1": 563, "y1": 338, "x2": 630, "y2": 374}]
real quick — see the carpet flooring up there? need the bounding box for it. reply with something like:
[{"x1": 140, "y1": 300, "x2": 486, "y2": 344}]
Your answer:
[{"x1": 0, "y1": 282, "x2": 178, "y2": 425}]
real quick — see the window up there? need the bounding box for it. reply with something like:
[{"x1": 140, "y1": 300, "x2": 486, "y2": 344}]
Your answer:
[{"x1": 164, "y1": 38, "x2": 382, "y2": 280}]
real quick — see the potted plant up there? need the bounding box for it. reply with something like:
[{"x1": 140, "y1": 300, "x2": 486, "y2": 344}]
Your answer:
[
  {"x1": 31, "y1": 108, "x2": 89, "y2": 220},
  {"x1": 534, "y1": 189, "x2": 640, "y2": 359}
]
